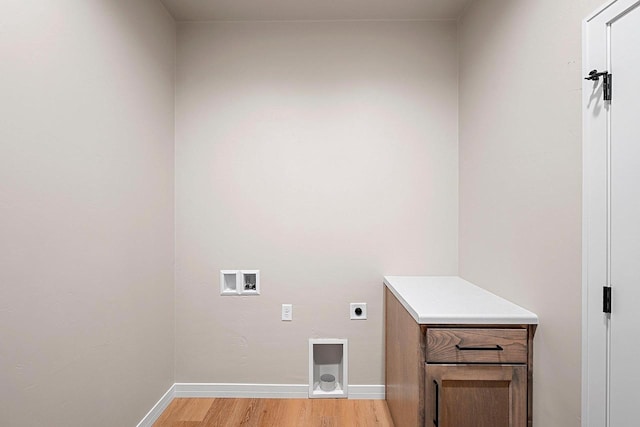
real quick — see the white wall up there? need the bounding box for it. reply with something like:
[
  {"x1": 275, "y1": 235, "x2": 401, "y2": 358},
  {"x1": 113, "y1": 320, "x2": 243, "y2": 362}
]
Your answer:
[
  {"x1": 1, "y1": 0, "x2": 602, "y2": 422},
  {"x1": 458, "y1": 0, "x2": 603, "y2": 425},
  {"x1": 175, "y1": 20, "x2": 458, "y2": 385},
  {"x1": 0, "y1": 1, "x2": 175, "y2": 426}
]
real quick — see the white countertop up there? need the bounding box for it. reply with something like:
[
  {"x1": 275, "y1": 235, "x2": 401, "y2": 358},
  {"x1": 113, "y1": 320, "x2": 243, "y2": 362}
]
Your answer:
[{"x1": 384, "y1": 276, "x2": 538, "y2": 325}]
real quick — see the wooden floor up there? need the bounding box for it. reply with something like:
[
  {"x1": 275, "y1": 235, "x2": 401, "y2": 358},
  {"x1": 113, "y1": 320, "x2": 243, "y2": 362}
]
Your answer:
[{"x1": 153, "y1": 398, "x2": 394, "y2": 427}]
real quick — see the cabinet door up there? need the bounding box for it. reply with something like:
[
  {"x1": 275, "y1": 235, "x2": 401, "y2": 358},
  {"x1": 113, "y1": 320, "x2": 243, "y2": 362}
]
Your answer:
[{"x1": 425, "y1": 364, "x2": 526, "y2": 427}]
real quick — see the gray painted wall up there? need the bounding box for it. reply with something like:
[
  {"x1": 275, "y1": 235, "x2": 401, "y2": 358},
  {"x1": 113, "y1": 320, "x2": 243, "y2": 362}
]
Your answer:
[
  {"x1": 0, "y1": 1, "x2": 176, "y2": 425},
  {"x1": 0, "y1": 0, "x2": 607, "y2": 423},
  {"x1": 174, "y1": 20, "x2": 459, "y2": 386},
  {"x1": 458, "y1": 0, "x2": 604, "y2": 425}
]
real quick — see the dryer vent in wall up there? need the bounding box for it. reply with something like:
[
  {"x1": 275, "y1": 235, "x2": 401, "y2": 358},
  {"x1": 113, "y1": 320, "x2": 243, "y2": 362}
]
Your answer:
[{"x1": 309, "y1": 339, "x2": 348, "y2": 398}]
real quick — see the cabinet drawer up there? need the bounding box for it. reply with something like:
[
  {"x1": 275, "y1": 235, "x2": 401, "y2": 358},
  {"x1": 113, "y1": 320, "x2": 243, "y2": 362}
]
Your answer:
[{"x1": 426, "y1": 328, "x2": 527, "y2": 364}]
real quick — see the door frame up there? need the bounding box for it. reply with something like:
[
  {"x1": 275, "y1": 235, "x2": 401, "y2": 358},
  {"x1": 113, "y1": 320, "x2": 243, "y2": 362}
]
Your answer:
[{"x1": 582, "y1": 1, "x2": 640, "y2": 426}]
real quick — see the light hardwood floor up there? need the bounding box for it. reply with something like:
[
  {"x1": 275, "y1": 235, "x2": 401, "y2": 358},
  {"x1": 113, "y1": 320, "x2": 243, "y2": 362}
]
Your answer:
[{"x1": 153, "y1": 398, "x2": 394, "y2": 427}]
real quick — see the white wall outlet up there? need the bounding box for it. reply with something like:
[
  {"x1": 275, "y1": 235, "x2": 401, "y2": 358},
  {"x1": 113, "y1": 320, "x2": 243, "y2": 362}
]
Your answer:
[
  {"x1": 282, "y1": 304, "x2": 292, "y2": 321},
  {"x1": 350, "y1": 303, "x2": 367, "y2": 320}
]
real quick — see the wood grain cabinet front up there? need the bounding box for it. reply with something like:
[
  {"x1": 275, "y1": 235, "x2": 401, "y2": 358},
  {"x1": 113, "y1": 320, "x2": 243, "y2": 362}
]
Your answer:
[
  {"x1": 426, "y1": 328, "x2": 527, "y2": 364},
  {"x1": 425, "y1": 327, "x2": 529, "y2": 426},
  {"x1": 425, "y1": 364, "x2": 527, "y2": 427},
  {"x1": 384, "y1": 287, "x2": 535, "y2": 427}
]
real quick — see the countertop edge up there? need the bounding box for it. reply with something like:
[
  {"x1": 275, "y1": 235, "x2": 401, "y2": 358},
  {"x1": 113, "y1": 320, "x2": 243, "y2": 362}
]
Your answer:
[
  {"x1": 384, "y1": 277, "x2": 422, "y2": 323},
  {"x1": 384, "y1": 276, "x2": 539, "y2": 325}
]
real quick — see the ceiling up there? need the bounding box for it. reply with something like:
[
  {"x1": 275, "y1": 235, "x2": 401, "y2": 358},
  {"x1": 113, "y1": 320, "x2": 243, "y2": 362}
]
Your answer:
[{"x1": 159, "y1": 0, "x2": 471, "y2": 22}]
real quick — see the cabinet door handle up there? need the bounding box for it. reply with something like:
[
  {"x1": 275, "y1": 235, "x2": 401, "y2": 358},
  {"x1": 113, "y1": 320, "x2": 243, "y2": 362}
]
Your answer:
[
  {"x1": 433, "y1": 380, "x2": 439, "y2": 426},
  {"x1": 455, "y1": 344, "x2": 504, "y2": 351}
]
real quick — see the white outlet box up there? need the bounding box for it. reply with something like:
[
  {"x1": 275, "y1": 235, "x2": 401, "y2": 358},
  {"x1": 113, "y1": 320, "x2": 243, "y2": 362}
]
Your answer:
[
  {"x1": 282, "y1": 304, "x2": 292, "y2": 321},
  {"x1": 350, "y1": 303, "x2": 367, "y2": 320},
  {"x1": 219, "y1": 270, "x2": 260, "y2": 296},
  {"x1": 220, "y1": 270, "x2": 239, "y2": 296},
  {"x1": 240, "y1": 270, "x2": 260, "y2": 295}
]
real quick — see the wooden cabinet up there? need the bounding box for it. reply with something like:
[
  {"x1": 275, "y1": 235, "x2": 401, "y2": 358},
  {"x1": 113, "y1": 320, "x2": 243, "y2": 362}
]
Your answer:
[
  {"x1": 425, "y1": 364, "x2": 527, "y2": 427},
  {"x1": 385, "y1": 287, "x2": 536, "y2": 427},
  {"x1": 385, "y1": 287, "x2": 425, "y2": 427},
  {"x1": 426, "y1": 328, "x2": 527, "y2": 364}
]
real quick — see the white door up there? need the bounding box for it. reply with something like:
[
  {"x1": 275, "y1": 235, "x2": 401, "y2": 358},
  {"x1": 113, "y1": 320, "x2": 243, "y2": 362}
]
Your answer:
[{"x1": 583, "y1": 1, "x2": 640, "y2": 426}]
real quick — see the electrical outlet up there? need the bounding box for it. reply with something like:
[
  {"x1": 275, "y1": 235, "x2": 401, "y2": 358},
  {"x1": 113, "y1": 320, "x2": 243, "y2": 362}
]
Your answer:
[
  {"x1": 282, "y1": 304, "x2": 292, "y2": 321},
  {"x1": 350, "y1": 303, "x2": 367, "y2": 320}
]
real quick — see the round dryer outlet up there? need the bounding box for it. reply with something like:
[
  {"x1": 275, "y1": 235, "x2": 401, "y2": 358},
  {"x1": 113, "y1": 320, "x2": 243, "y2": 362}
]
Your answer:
[{"x1": 350, "y1": 303, "x2": 367, "y2": 320}]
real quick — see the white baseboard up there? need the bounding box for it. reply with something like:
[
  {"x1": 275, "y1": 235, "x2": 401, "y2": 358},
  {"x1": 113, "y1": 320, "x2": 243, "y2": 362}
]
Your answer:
[
  {"x1": 138, "y1": 383, "x2": 385, "y2": 425},
  {"x1": 174, "y1": 383, "x2": 385, "y2": 400},
  {"x1": 175, "y1": 383, "x2": 310, "y2": 399},
  {"x1": 136, "y1": 384, "x2": 175, "y2": 427},
  {"x1": 347, "y1": 385, "x2": 385, "y2": 399}
]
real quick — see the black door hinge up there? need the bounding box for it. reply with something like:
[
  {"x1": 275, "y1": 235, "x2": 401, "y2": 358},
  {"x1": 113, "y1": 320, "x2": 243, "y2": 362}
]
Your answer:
[
  {"x1": 585, "y1": 70, "x2": 612, "y2": 101},
  {"x1": 603, "y1": 286, "x2": 612, "y2": 314}
]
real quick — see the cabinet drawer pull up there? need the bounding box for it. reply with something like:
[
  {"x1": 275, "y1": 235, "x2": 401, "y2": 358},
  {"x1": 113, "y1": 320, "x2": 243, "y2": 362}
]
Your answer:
[
  {"x1": 433, "y1": 380, "x2": 439, "y2": 426},
  {"x1": 455, "y1": 344, "x2": 504, "y2": 351}
]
